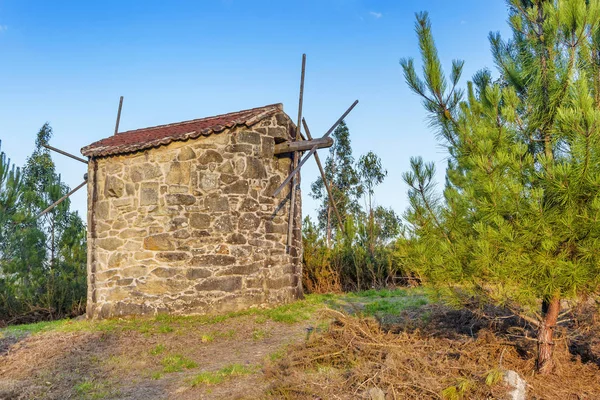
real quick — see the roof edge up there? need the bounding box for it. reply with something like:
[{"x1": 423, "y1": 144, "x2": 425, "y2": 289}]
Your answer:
[{"x1": 81, "y1": 103, "x2": 285, "y2": 158}]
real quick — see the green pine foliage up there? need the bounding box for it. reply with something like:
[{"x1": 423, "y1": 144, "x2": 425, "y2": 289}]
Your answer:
[
  {"x1": 399, "y1": 0, "x2": 600, "y2": 367},
  {"x1": 0, "y1": 124, "x2": 87, "y2": 322}
]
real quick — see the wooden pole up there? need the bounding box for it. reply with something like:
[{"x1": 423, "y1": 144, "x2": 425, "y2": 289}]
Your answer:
[
  {"x1": 287, "y1": 54, "x2": 306, "y2": 251},
  {"x1": 114, "y1": 96, "x2": 124, "y2": 135},
  {"x1": 42, "y1": 144, "x2": 88, "y2": 164},
  {"x1": 38, "y1": 179, "x2": 87, "y2": 217},
  {"x1": 302, "y1": 118, "x2": 344, "y2": 234},
  {"x1": 272, "y1": 99, "x2": 359, "y2": 197}
]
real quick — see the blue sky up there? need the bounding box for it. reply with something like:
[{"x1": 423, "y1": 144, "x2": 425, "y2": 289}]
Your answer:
[{"x1": 0, "y1": 0, "x2": 510, "y2": 221}]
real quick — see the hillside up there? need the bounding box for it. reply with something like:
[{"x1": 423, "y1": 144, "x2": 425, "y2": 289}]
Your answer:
[{"x1": 1, "y1": 289, "x2": 600, "y2": 399}]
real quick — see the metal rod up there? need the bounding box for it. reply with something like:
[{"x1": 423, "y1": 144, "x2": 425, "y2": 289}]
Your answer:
[
  {"x1": 302, "y1": 118, "x2": 344, "y2": 234},
  {"x1": 42, "y1": 144, "x2": 88, "y2": 164},
  {"x1": 287, "y1": 54, "x2": 306, "y2": 251},
  {"x1": 38, "y1": 180, "x2": 87, "y2": 217},
  {"x1": 273, "y1": 99, "x2": 359, "y2": 197},
  {"x1": 114, "y1": 96, "x2": 124, "y2": 135}
]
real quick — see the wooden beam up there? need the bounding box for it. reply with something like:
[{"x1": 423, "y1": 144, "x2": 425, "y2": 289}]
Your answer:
[
  {"x1": 272, "y1": 99, "x2": 359, "y2": 197},
  {"x1": 302, "y1": 119, "x2": 344, "y2": 234},
  {"x1": 42, "y1": 144, "x2": 88, "y2": 164},
  {"x1": 274, "y1": 137, "x2": 333, "y2": 155},
  {"x1": 114, "y1": 96, "x2": 124, "y2": 135},
  {"x1": 287, "y1": 53, "x2": 306, "y2": 252},
  {"x1": 38, "y1": 179, "x2": 87, "y2": 217}
]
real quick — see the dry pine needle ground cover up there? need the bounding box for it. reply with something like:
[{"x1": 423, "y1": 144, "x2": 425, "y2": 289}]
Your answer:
[{"x1": 1, "y1": 289, "x2": 600, "y2": 399}]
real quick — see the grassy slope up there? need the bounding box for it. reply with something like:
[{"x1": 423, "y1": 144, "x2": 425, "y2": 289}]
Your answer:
[{"x1": 2, "y1": 288, "x2": 599, "y2": 399}]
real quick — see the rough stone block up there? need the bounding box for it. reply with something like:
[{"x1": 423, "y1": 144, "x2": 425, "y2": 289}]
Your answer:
[
  {"x1": 205, "y1": 194, "x2": 229, "y2": 212},
  {"x1": 194, "y1": 276, "x2": 242, "y2": 292},
  {"x1": 98, "y1": 237, "x2": 124, "y2": 251},
  {"x1": 237, "y1": 131, "x2": 261, "y2": 145},
  {"x1": 243, "y1": 157, "x2": 267, "y2": 179},
  {"x1": 191, "y1": 254, "x2": 236, "y2": 267},
  {"x1": 165, "y1": 193, "x2": 196, "y2": 205},
  {"x1": 186, "y1": 268, "x2": 212, "y2": 280},
  {"x1": 144, "y1": 233, "x2": 174, "y2": 251},
  {"x1": 104, "y1": 175, "x2": 125, "y2": 198},
  {"x1": 190, "y1": 213, "x2": 211, "y2": 229},
  {"x1": 214, "y1": 215, "x2": 233, "y2": 232},
  {"x1": 199, "y1": 172, "x2": 219, "y2": 191},
  {"x1": 239, "y1": 213, "x2": 261, "y2": 230},
  {"x1": 198, "y1": 150, "x2": 223, "y2": 165},
  {"x1": 140, "y1": 182, "x2": 159, "y2": 205},
  {"x1": 156, "y1": 252, "x2": 190, "y2": 262},
  {"x1": 216, "y1": 263, "x2": 260, "y2": 276},
  {"x1": 220, "y1": 173, "x2": 238, "y2": 185},
  {"x1": 166, "y1": 161, "x2": 191, "y2": 185},
  {"x1": 178, "y1": 147, "x2": 196, "y2": 161},
  {"x1": 224, "y1": 180, "x2": 248, "y2": 195},
  {"x1": 151, "y1": 267, "x2": 180, "y2": 278},
  {"x1": 226, "y1": 233, "x2": 247, "y2": 244}
]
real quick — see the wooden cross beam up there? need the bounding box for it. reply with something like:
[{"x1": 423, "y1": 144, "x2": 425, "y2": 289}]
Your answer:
[
  {"x1": 273, "y1": 137, "x2": 333, "y2": 155},
  {"x1": 38, "y1": 179, "x2": 87, "y2": 217},
  {"x1": 272, "y1": 99, "x2": 359, "y2": 197}
]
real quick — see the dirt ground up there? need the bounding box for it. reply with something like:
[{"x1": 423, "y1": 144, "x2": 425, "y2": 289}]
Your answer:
[
  {"x1": 0, "y1": 312, "x2": 314, "y2": 400},
  {"x1": 1, "y1": 291, "x2": 600, "y2": 399}
]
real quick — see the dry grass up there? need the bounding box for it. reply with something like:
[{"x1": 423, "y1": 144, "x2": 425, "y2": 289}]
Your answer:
[{"x1": 265, "y1": 306, "x2": 600, "y2": 399}]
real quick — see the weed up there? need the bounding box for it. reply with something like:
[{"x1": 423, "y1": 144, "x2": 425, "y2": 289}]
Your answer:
[
  {"x1": 161, "y1": 355, "x2": 198, "y2": 373},
  {"x1": 201, "y1": 333, "x2": 214, "y2": 343},
  {"x1": 151, "y1": 372, "x2": 163, "y2": 380},
  {"x1": 485, "y1": 368, "x2": 503, "y2": 386},
  {"x1": 252, "y1": 328, "x2": 268, "y2": 341},
  {"x1": 269, "y1": 348, "x2": 285, "y2": 362},
  {"x1": 190, "y1": 364, "x2": 255, "y2": 386},
  {"x1": 150, "y1": 344, "x2": 166, "y2": 356},
  {"x1": 74, "y1": 380, "x2": 110, "y2": 399},
  {"x1": 158, "y1": 324, "x2": 173, "y2": 334}
]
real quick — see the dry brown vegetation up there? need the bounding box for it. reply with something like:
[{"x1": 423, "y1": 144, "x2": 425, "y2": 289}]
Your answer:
[{"x1": 265, "y1": 304, "x2": 600, "y2": 399}]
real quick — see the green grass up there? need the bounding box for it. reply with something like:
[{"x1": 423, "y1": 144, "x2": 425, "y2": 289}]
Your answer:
[
  {"x1": 251, "y1": 328, "x2": 268, "y2": 341},
  {"x1": 74, "y1": 380, "x2": 111, "y2": 399},
  {"x1": 149, "y1": 344, "x2": 166, "y2": 356},
  {"x1": 190, "y1": 363, "x2": 256, "y2": 386},
  {"x1": 161, "y1": 354, "x2": 198, "y2": 373},
  {"x1": 363, "y1": 297, "x2": 428, "y2": 316},
  {"x1": 1, "y1": 294, "x2": 330, "y2": 338},
  {"x1": 0, "y1": 291, "x2": 429, "y2": 340}
]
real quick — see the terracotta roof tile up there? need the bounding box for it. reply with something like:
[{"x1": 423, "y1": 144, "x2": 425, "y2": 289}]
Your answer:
[{"x1": 81, "y1": 103, "x2": 283, "y2": 157}]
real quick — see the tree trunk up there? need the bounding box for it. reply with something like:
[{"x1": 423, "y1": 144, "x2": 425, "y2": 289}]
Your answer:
[
  {"x1": 537, "y1": 295, "x2": 560, "y2": 374},
  {"x1": 326, "y1": 203, "x2": 332, "y2": 248}
]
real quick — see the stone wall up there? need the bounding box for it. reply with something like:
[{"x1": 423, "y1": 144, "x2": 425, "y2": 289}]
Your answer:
[{"x1": 86, "y1": 113, "x2": 302, "y2": 319}]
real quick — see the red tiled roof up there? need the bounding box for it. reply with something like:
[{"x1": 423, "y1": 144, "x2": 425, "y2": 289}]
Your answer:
[{"x1": 81, "y1": 103, "x2": 283, "y2": 157}]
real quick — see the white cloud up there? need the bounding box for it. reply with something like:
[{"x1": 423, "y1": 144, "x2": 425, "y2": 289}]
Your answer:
[
  {"x1": 0, "y1": 25, "x2": 7, "y2": 32},
  {"x1": 460, "y1": 20, "x2": 467, "y2": 25},
  {"x1": 369, "y1": 11, "x2": 382, "y2": 19}
]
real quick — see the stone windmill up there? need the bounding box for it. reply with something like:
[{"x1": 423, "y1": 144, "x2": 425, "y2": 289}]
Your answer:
[{"x1": 38, "y1": 55, "x2": 358, "y2": 319}]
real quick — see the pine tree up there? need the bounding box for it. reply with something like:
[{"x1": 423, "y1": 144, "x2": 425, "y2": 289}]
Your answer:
[
  {"x1": 401, "y1": 1, "x2": 600, "y2": 374},
  {"x1": 310, "y1": 121, "x2": 362, "y2": 246},
  {"x1": 18, "y1": 123, "x2": 87, "y2": 318}
]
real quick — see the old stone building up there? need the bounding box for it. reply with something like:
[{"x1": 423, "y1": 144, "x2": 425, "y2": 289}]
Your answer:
[{"x1": 81, "y1": 104, "x2": 302, "y2": 319}]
